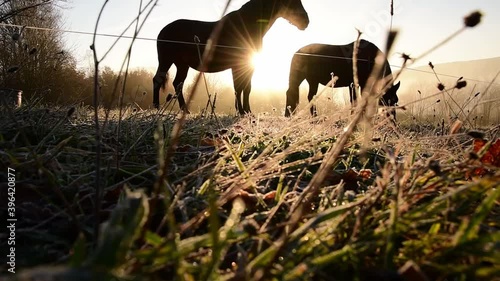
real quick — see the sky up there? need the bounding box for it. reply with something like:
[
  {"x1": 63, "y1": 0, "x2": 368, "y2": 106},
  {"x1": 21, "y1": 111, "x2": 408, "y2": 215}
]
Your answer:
[{"x1": 59, "y1": 0, "x2": 500, "y2": 91}]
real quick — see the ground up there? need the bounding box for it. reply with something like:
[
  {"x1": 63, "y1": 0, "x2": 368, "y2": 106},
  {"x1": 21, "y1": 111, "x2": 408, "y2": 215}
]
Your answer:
[{"x1": 0, "y1": 103, "x2": 499, "y2": 280}]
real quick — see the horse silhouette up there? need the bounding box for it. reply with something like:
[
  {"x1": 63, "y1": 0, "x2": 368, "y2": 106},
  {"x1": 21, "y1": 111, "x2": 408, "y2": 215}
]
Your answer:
[
  {"x1": 285, "y1": 39, "x2": 400, "y2": 117},
  {"x1": 153, "y1": 0, "x2": 309, "y2": 115}
]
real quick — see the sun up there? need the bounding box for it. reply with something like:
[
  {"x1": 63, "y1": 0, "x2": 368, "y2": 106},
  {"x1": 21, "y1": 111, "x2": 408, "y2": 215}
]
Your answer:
[
  {"x1": 250, "y1": 49, "x2": 291, "y2": 91},
  {"x1": 250, "y1": 51, "x2": 265, "y2": 69},
  {"x1": 248, "y1": 19, "x2": 307, "y2": 91}
]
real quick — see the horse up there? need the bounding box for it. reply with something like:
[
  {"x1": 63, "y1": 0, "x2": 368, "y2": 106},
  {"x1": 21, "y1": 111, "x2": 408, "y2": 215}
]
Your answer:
[
  {"x1": 284, "y1": 39, "x2": 400, "y2": 118},
  {"x1": 153, "y1": 0, "x2": 309, "y2": 115}
]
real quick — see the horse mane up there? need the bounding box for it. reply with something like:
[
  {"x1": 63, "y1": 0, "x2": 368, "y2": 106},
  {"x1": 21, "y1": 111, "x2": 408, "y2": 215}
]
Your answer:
[
  {"x1": 224, "y1": 0, "x2": 278, "y2": 51},
  {"x1": 358, "y1": 39, "x2": 393, "y2": 77},
  {"x1": 239, "y1": 0, "x2": 265, "y2": 10},
  {"x1": 237, "y1": 0, "x2": 276, "y2": 21}
]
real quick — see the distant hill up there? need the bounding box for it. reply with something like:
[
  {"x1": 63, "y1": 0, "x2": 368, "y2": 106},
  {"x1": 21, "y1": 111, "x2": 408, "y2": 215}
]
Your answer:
[
  {"x1": 398, "y1": 57, "x2": 500, "y2": 99},
  {"x1": 427, "y1": 57, "x2": 499, "y2": 79},
  {"x1": 395, "y1": 57, "x2": 500, "y2": 124}
]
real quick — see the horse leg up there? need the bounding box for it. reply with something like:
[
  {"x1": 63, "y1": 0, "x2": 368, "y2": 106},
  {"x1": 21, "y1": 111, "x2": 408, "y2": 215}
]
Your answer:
[
  {"x1": 307, "y1": 81, "x2": 319, "y2": 116},
  {"x1": 242, "y1": 83, "x2": 252, "y2": 114},
  {"x1": 242, "y1": 71, "x2": 254, "y2": 114},
  {"x1": 285, "y1": 86, "x2": 299, "y2": 117},
  {"x1": 234, "y1": 92, "x2": 243, "y2": 115},
  {"x1": 152, "y1": 63, "x2": 171, "y2": 109},
  {"x1": 173, "y1": 64, "x2": 190, "y2": 114},
  {"x1": 285, "y1": 70, "x2": 304, "y2": 117},
  {"x1": 349, "y1": 83, "x2": 358, "y2": 114},
  {"x1": 234, "y1": 88, "x2": 245, "y2": 116},
  {"x1": 387, "y1": 107, "x2": 397, "y2": 124},
  {"x1": 232, "y1": 68, "x2": 246, "y2": 115}
]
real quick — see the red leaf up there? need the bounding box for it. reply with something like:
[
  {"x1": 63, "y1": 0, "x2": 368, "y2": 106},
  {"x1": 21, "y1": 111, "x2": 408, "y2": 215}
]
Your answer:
[
  {"x1": 470, "y1": 138, "x2": 500, "y2": 177},
  {"x1": 237, "y1": 189, "x2": 258, "y2": 205},
  {"x1": 474, "y1": 138, "x2": 500, "y2": 166},
  {"x1": 263, "y1": 190, "x2": 276, "y2": 202},
  {"x1": 489, "y1": 139, "x2": 500, "y2": 167},
  {"x1": 359, "y1": 169, "x2": 373, "y2": 180}
]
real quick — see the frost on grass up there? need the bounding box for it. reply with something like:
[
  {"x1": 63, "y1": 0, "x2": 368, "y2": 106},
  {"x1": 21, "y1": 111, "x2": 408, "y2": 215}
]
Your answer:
[{"x1": 1, "y1": 103, "x2": 498, "y2": 280}]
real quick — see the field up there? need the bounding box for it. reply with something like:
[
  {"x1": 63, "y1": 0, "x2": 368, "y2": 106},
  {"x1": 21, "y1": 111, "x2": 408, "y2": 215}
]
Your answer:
[
  {"x1": 1, "y1": 96, "x2": 499, "y2": 280},
  {"x1": 1, "y1": 2, "x2": 500, "y2": 280}
]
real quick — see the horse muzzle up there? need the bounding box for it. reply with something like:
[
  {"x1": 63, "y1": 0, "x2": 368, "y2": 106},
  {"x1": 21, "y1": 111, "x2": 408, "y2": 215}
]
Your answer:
[
  {"x1": 288, "y1": 12, "x2": 309, "y2": 30},
  {"x1": 297, "y1": 14, "x2": 309, "y2": 30}
]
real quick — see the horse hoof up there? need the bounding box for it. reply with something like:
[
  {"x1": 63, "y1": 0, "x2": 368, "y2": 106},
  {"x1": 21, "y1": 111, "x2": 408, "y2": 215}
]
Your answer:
[
  {"x1": 180, "y1": 106, "x2": 190, "y2": 114},
  {"x1": 240, "y1": 111, "x2": 253, "y2": 117}
]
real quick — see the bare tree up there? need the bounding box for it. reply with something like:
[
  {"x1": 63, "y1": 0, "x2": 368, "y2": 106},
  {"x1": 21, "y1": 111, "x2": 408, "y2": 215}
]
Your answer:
[
  {"x1": 0, "y1": 0, "x2": 59, "y2": 23},
  {"x1": 0, "y1": 0, "x2": 82, "y2": 103}
]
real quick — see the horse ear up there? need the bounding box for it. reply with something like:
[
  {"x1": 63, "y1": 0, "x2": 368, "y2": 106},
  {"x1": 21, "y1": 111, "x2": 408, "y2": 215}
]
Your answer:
[{"x1": 394, "y1": 81, "x2": 400, "y2": 90}]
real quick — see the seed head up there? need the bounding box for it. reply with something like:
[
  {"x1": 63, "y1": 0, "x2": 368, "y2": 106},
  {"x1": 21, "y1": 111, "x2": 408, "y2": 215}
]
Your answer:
[
  {"x1": 467, "y1": 130, "x2": 485, "y2": 139},
  {"x1": 464, "y1": 11, "x2": 482, "y2": 28},
  {"x1": 428, "y1": 159, "x2": 441, "y2": 175},
  {"x1": 455, "y1": 80, "x2": 467, "y2": 89},
  {"x1": 401, "y1": 53, "x2": 412, "y2": 61},
  {"x1": 7, "y1": 66, "x2": 19, "y2": 73},
  {"x1": 437, "y1": 83, "x2": 445, "y2": 91},
  {"x1": 67, "y1": 107, "x2": 75, "y2": 117}
]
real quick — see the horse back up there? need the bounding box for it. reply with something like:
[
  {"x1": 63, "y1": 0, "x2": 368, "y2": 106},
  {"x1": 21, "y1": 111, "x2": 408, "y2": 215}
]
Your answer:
[
  {"x1": 158, "y1": 19, "x2": 216, "y2": 46},
  {"x1": 291, "y1": 43, "x2": 355, "y2": 87},
  {"x1": 291, "y1": 41, "x2": 388, "y2": 88}
]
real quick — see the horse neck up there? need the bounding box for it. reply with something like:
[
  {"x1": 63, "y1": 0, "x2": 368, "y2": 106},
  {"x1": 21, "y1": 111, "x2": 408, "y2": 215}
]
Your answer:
[
  {"x1": 381, "y1": 60, "x2": 392, "y2": 79},
  {"x1": 238, "y1": 0, "x2": 279, "y2": 36}
]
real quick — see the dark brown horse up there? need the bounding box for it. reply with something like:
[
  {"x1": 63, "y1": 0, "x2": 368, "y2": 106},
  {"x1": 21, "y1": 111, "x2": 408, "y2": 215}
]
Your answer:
[
  {"x1": 285, "y1": 39, "x2": 400, "y2": 117},
  {"x1": 153, "y1": 0, "x2": 309, "y2": 114}
]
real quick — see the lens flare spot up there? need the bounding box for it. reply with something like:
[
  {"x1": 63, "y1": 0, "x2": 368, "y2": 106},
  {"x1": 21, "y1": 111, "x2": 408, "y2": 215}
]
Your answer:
[{"x1": 251, "y1": 51, "x2": 264, "y2": 69}]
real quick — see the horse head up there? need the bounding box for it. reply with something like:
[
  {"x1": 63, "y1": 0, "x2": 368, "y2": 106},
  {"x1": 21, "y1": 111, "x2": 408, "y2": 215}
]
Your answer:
[
  {"x1": 380, "y1": 81, "x2": 400, "y2": 120},
  {"x1": 275, "y1": 0, "x2": 309, "y2": 30},
  {"x1": 380, "y1": 81, "x2": 400, "y2": 107}
]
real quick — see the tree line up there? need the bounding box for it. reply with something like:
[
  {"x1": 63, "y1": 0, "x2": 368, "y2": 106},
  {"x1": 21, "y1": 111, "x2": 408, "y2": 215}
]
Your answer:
[
  {"x1": 0, "y1": 0, "x2": 156, "y2": 109},
  {"x1": 0, "y1": 1, "x2": 294, "y2": 114}
]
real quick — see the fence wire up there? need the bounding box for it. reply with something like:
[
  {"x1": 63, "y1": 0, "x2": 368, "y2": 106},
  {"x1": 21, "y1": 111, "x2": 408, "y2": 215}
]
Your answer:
[{"x1": 1, "y1": 22, "x2": 499, "y2": 86}]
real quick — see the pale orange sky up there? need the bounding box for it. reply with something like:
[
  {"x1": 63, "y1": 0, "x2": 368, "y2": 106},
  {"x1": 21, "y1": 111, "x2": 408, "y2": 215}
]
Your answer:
[{"x1": 62, "y1": 0, "x2": 500, "y2": 91}]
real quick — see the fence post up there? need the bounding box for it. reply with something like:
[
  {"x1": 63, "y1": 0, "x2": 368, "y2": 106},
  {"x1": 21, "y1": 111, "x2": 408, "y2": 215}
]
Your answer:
[
  {"x1": 0, "y1": 88, "x2": 23, "y2": 108},
  {"x1": 16, "y1": 90, "x2": 22, "y2": 107}
]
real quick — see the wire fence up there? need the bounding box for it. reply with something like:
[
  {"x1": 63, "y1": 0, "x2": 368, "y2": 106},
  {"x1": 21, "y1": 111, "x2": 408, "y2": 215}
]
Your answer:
[{"x1": 1, "y1": 22, "x2": 499, "y2": 87}]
